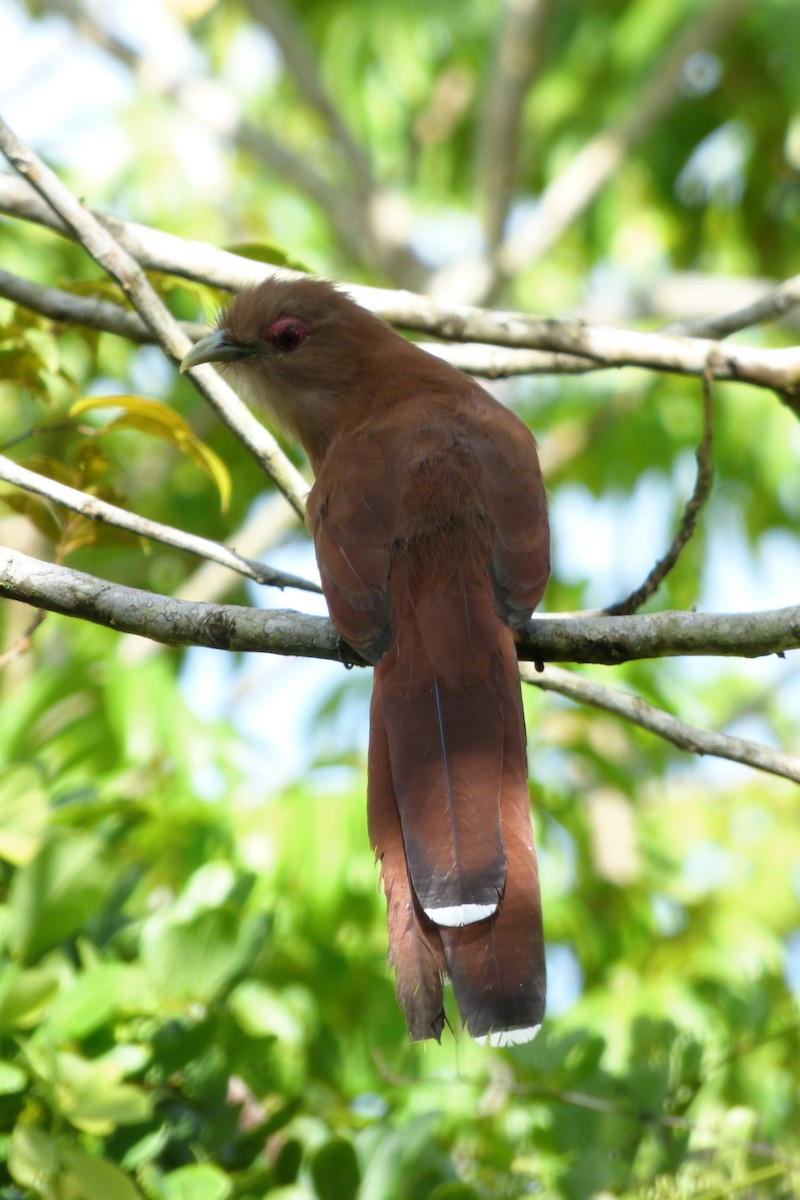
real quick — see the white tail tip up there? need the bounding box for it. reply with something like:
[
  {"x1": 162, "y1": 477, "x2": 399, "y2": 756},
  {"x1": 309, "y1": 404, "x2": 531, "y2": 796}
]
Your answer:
[
  {"x1": 474, "y1": 1024, "x2": 542, "y2": 1048},
  {"x1": 424, "y1": 901, "x2": 497, "y2": 927}
]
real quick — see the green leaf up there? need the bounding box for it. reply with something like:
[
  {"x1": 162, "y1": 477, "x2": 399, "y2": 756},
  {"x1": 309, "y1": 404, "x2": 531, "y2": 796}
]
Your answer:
[
  {"x1": 8, "y1": 1125, "x2": 59, "y2": 1191},
  {"x1": 174, "y1": 862, "x2": 238, "y2": 919},
  {"x1": 0, "y1": 484, "x2": 62, "y2": 540},
  {"x1": 23, "y1": 327, "x2": 61, "y2": 375},
  {"x1": 274, "y1": 1138, "x2": 303, "y2": 1185},
  {"x1": 428, "y1": 1186, "x2": 482, "y2": 1200},
  {"x1": 0, "y1": 965, "x2": 60, "y2": 1029},
  {"x1": 224, "y1": 242, "x2": 308, "y2": 271},
  {"x1": 7, "y1": 832, "x2": 114, "y2": 961},
  {"x1": 161, "y1": 1163, "x2": 232, "y2": 1200},
  {"x1": 44, "y1": 963, "x2": 127, "y2": 1039},
  {"x1": 0, "y1": 763, "x2": 50, "y2": 865},
  {"x1": 61, "y1": 1146, "x2": 143, "y2": 1200},
  {"x1": 141, "y1": 908, "x2": 253, "y2": 1004},
  {"x1": 228, "y1": 981, "x2": 303, "y2": 1042},
  {"x1": 310, "y1": 1138, "x2": 360, "y2": 1200},
  {"x1": 28, "y1": 1048, "x2": 154, "y2": 1135},
  {"x1": 359, "y1": 1117, "x2": 445, "y2": 1200},
  {"x1": 0, "y1": 1060, "x2": 27, "y2": 1094},
  {"x1": 119, "y1": 1124, "x2": 172, "y2": 1172},
  {"x1": 63, "y1": 1081, "x2": 154, "y2": 1136}
]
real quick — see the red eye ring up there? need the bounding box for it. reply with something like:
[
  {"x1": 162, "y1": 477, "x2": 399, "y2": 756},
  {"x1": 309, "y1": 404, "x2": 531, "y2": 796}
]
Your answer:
[{"x1": 267, "y1": 317, "x2": 309, "y2": 351}]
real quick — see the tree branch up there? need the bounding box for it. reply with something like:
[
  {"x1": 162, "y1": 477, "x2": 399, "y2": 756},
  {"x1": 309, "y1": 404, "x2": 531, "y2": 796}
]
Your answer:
[
  {"x1": 0, "y1": 118, "x2": 309, "y2": 517},
  {"x1": 0, "y1": 266, "x2": 207, "y2": 343},
  {"x1": 4, "y1": 173, "x2": 799, "y2": 400},
  {"x1": 520, "y1": 663, "x2": 800, "y2": 786},
  {"x1": 0, "y1": 173, "x2": 272, "y2": 290},
  {"x1": 665, "y1": 271, "x2": 800, "y2": 339},
  {"x1": 0, "y1": 455, "x2": 319, "y2": 593},
  {"x1": 0, "y1": 545, "x2": 344, "y2": 661},
  {"x1": 0, "y1": 264, "x2": 594, "y2": 379},
  {"x1": 2, "y1": 546, "x2": 799, "y2": 665},
  {"x1": 522, "y1": 607, "x2": 800, "y2": 665}
]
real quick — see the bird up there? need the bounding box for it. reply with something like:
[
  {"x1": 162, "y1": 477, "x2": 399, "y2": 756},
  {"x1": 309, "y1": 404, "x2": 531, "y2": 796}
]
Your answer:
[{"x1": 181, "y1": 276, "x2": 550, "y2": 1046}]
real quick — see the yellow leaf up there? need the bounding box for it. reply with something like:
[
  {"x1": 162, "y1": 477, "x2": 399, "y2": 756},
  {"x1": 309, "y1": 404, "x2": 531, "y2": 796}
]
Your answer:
[{"x1": 71, "y1": 396, "x2": 231, "y2": 510}]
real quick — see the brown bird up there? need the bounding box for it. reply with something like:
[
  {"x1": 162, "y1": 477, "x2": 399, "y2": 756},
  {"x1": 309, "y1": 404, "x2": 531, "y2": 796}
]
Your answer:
[{"x1": 181, "y1": 277, "x2": 550, "y2": 1046}]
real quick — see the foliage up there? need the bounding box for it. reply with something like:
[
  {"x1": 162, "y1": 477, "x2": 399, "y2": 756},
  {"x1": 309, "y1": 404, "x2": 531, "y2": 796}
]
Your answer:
[{"x1": 1, "y1": 1, "x2": 800, "y2": 1198}]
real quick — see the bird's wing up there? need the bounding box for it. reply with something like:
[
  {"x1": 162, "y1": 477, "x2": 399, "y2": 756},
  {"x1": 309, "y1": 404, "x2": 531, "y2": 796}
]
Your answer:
[
  {"x1": 307, "y1": 424, "x2": 403, "y2": 663},
  {"x1": 470, "y1": 400, "x2": 550, "y2": 628}
]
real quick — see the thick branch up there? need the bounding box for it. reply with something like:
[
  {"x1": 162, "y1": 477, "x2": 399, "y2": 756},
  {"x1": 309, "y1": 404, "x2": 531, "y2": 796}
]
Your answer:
[
  {"x1": 521, "y1": 663, "x2": 800, "y2": 786},
  {"x1": 522, "y1": 607, "x2": 800, "y2": 665},
  {"x1": 0, "y1": 121, "x2": 309, "y2": 516},
  {"x1": 0, "y1": 545, "x2": 344, "y2": 660},
  {"x1": 0, "y1": 455, "x2": 318, "y2": 593},
  {"x1": 2, "y1": 547, "x2": 799, "y2": 665},
  {"x1": 0, "y1": 173, "x2": 288, "y2": 288},
  {"x1": 0, "y1": 266, "x2": 207, "y2": 343},
  {"x1": 6, "y1": 177, "x2": 799, "y2": 336},
  {"x1": 4, "y1": 174, "x2": 800, "y2": 398},
  {"x1": 0, "y1": 265, "x2": 593, "y2": 379}
]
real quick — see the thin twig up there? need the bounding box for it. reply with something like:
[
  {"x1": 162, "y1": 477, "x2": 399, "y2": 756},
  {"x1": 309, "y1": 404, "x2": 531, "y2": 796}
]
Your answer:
[
  {"x1": 0, "y1": 117, "x2": 309, "y2": 518},
  {"x1": 371, "y1": 1056, "x2": 800, "y2": 1170},
  {"x1": 0, "y1": 609, "x2": 46, "y2": 671},
  {"x1": 665, "y1": 271, "x2": 800, "y2": 339},
  {"x1": 512, "y1": 1085, "x2": 798, "y2": 1170},
  {"x1": 604, "y1": 362, "x2": 715, "y2": 616},
  {"x1": 520, "y1": 662, "x2": 800, "y2": 785},
  {"x1": 3, "y1": 545, "x2": 800, "y2": 665},
  {"x1": 0, "y1": 455, "x2": 319, "y2": 593}
]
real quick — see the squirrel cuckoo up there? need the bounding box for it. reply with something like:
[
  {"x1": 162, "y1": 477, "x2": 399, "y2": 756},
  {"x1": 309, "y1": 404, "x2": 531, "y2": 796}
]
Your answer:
[{"x1": 181, "y1": 278, "x2": 550, "y2": 1046}]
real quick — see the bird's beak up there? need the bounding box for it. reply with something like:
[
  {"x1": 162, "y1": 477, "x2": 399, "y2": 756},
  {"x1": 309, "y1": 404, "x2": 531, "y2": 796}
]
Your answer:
[{"x1": 180, "y1": 329, "x2": 254, "y2": 373}]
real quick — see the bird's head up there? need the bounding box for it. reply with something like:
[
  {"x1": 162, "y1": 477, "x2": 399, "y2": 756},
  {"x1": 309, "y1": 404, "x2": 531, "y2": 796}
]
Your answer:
[{"x1": 180, "y1": 276, "x2": 400, "y2": 467}]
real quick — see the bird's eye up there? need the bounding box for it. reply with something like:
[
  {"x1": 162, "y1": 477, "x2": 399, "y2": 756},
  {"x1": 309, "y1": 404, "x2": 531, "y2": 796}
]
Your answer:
[{"x1": 267, "y1": 317, "x2": 309, "y2": 352}]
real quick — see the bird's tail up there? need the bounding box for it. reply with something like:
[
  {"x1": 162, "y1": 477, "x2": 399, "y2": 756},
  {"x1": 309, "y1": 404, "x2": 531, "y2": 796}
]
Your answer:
[
  {"x1": 369, "y1": 619, "x2": 545, "y2": 1044},
  {"x1": 368, "y1": 678, "x2": 447, "y2": 1041}
]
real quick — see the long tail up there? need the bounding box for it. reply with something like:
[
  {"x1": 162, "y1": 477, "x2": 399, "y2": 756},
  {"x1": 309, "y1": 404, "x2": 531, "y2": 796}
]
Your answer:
[
  {"x1": 439, "y1": 633, "x2": 545, "y2": 1044},
  {"x1": 368, "y1": 675, "x2": 447, "y2": 1040},
  {"x1": 369, "y1": 585, "x2": 545, "y2": 1044}
]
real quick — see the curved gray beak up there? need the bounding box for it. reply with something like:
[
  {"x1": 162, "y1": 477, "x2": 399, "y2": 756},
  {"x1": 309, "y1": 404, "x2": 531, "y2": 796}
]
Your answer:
[{"x1": 180, "y1": 329, "x2": 254, "y2": 373}]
